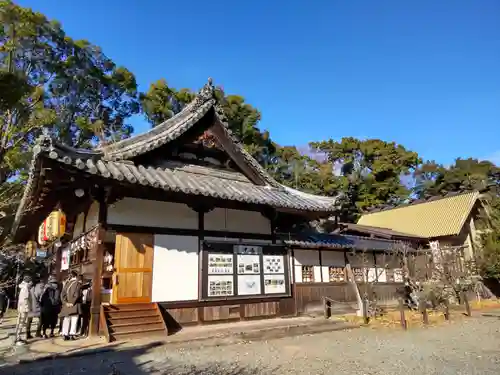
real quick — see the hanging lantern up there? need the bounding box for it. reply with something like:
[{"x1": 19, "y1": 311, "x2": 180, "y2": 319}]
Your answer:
[
  {"x1": 46, "y1": 210, "x2": 66, "y2": 241},
  {"x1": 38, "y1": 221, "x2": 48, "y2": 246},
  {"x1": 25, "y1": 240, "x2": 37, "y2": 258}
]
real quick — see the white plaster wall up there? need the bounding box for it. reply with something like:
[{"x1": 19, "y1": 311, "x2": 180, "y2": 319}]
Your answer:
[
  {"x1": 152, "y1": 234, "x2": 199, "y2": 302},
  {"x1": 204, "y1": 208, "x2": 271, "y2": 234},
  {"x1": 73, "y1": 212, "x2": 85, "y2": 239},
  {"x1": 107, "y1": 198, "x2": 197, "y2": 229},
  {"x1": 84, "y1": 201, "x2": 99, "y2": 231},
  {"x1": 293, "y1": 249, "x2": 321, "y2": 283},
  {"x1": 321, "y1": 251, "x2": 345, "y2": 283}
]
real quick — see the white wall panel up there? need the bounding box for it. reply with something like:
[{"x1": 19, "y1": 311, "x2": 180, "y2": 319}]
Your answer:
[
  {"x1": 107, "y1": 198, "x2": 197, "y2": 229},
  {"x1": 293, "y1": 249, "x2": 321, "y2": 283},
  {"x1": 204, "y1": 208, "x2": 271, "y2": 234},
  {"x1": 152, "y1": 235, "x2": 199, "y2": 302}
]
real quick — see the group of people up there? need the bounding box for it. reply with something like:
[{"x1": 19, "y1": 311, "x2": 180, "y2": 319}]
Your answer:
[{"x1": 14, "y1": 271, "x2": 92, "y2": 345}]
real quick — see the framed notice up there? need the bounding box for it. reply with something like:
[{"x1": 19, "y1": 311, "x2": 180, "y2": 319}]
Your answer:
[
  {"x1": 263, "y1": 255, "x2": 284, "y2": 274},
  {"x1": 235, "y1": 244, "x2": 262, "y2": 255},
  {"x1": 237, "y1": 254, "x2": 260, "y2": 274},
  {"x1": 208, "y1": 275, "x2": 234, "y2": 297},
  {"x1": 237, "y1": 274, "x2": 261, "y2": 295},
  {"x1": 264, "y1": 274, "x2": 286, "y2": 294},
  {"x1": 208, "y1": 253, "x2": 233, "y2": 274}
]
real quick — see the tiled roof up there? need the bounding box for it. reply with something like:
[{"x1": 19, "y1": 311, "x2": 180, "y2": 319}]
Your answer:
[
  {"x1": 339, "y1": 222, "x2": 426, "y2": 240},
  {"x1": 357, "y1": 191, "x2": 480, "y2": 238},
  {"x1": 12, "y1": 79, "x2": 342, "y2": 240},
  {"x1": 39, "y1": 149, "x2": 338, "y2": 211},
  {"x1": 283, "y1": 233, "x2": 400, "y2": 251},
  {"x1": 99, "y1": 79, "x2": 280, "y2": 187}
]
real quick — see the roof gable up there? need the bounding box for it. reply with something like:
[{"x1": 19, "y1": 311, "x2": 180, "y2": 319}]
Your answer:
[
  {"x1": 357, "y1": 191, "x2": 480, "y2": 238},
  {"x1": 12, "y1": 79, "x2": 342, "y2": 242},
  {"x1": 99, "y1": 79, "x2": 279, "y2": 188}
]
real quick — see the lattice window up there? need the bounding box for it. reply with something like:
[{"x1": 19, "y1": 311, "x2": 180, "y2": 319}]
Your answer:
[
  {"x1": 385, "y1": 268, "x2": 395, "y2": 282},
  {"x1": 352, "y1": 267, "x2": 365, "y2": 282},
  {"x1": 301, "y1": 266, "x2": 314, "y2": 282},
  {"x1": 329, "y1": 266, "x2": 345, "y2": 282}
]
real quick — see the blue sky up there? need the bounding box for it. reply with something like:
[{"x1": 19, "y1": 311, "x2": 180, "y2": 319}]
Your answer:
[{"x1": 18, "y1": 0, "x2": 500, "y2": 165}]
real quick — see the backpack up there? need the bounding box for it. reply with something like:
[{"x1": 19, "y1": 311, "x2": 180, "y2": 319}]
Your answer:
[{"x1": 42, "y1": 286, "x2": 60, "y2": 308}]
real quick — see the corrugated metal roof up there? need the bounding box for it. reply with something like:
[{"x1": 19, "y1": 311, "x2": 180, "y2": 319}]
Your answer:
[
  {"x1": 283, "y1": 233, "x2": 399, "y2": 251},
  {"x1": 357, "y1": 191, "x2": 479, "y2": 238}
]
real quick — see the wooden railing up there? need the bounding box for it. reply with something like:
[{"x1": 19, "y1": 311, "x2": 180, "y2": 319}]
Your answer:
[{"x1": 296, "y1": 282, "x2": 403, "y2": 314}]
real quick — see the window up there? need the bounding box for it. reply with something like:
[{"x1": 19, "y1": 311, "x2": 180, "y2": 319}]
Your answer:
[
  {"x1": 328, "y1": 266, "x2": 345, "y2": 282},
  {"x1": 301, "y1": 266, "x2": 314, "y2": 282},
  {"x1": 352, "y1": 267, "x2": 365, "y2": 282}
]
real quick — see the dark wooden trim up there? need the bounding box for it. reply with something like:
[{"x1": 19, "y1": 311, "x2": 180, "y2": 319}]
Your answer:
[
  {"x1": 90, "y1": 192, "x2": 108, "y2": 337},
  {"x1": 200, "y1": 241, "x2": 291, "y2": 301},
  {"x1": 210, "y1": 118, "x2": 267, "y2": 186},
  {"x1": 90, "y1": 225, "x2": 105, "y2": 337},
  {"x1": 160, "y1": 296, "x2": 287, "y2": 309},
  {"x1": 107, "y1": 224, "x2": 275, "y2": 241},
  {"x1": 198, "y1": 209, "x2": 204, "y2": 304},
  {"x1": 294, "y1": 281, "x2": 404, "y2": 287}
]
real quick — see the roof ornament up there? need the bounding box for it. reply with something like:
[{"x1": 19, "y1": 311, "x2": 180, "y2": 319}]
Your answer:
[
  {"x1": 33, "y1": 127, "x2": 54, "y2": 154},
  {"x1": 190, "y1": 77, "x2": 216, "y2": 112}
]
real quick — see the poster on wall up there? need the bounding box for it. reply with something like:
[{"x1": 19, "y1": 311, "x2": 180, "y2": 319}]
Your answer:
[
  {"x1": 237, "y1": 274, "x2": 261, "y2": 295},
  {"x1": 234, "y1": 244, "x2": 262, "y2": 255},
  {"x1": 60, "y1": 248, "x2": 69, "y2": 271},
  {"x1": 393, "y1": 268, "x2": 404, "y2": 282},
  {"x1": 263, "y1": 255, "x2": 284, "y2": 274},
  {"x1": 264, "y1": 274, "x2": 286, "y2": 294},
  {"x1": 208, "y1": 253, "x2": 234, "y2": 274},
  {"x1": 207, "y1": 275, "x2": 234, "y2": 297},
  {"x1": 237, "y1": 255, "x2": 260, "y2": 274}
]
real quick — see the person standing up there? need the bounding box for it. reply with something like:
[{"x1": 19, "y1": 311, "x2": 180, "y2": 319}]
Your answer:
[
  {"x1": 40, "y1": 275, "x2": 61, "y2": 338},
  {"x1": 0, "y1": 287, "x2": 9, "y2": 324},
  {"x1": 26, "y1": 277, "x2": 45, "y2": 339},
  {"x1": 79, "y1": 280, "x2": 92, "y2": 337},
  {"x1": 14, "y1": 276, "x2": 33, "y2": 345},
  {"x1": 60, "y1": 272, "x2": 83, "y2": 341},
  {"x1": 57, "y1": 275, "x2": 69, "y2": 335}
]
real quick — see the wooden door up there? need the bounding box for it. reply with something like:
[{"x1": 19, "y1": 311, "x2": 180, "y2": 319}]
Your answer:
[{"x1": 112, "y1": 233, "x2": 154, "y2": 304}]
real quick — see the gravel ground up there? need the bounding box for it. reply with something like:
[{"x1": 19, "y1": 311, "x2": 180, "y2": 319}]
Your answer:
[{"x1": 4, "y1": 316, "x2": 500, "y2": 375}]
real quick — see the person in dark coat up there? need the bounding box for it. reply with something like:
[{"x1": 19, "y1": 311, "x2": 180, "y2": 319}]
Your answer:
[
  {"x1": 79, "y1": 280, "x2": 92, "y2": 337},
  {"x1": 60, "y1": 272, "x2": 83, "y2": 340},
  {"x1": 0, "y1": 287, "x2": 9, "y2": 324},
  {"x1": 26, "y1": 277, "x2": 45, "y2": 338},
  {"x1": 40, "y1": 275, "x2": 61, "y2": 338}
]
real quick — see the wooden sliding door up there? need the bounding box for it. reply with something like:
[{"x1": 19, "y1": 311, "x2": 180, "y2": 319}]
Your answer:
[{"x1": 112, "y1": 233, "x2": 154, "y2": 304}]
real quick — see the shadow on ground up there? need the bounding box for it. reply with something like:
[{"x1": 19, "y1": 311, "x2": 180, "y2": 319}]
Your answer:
[{"x1": 0, "y1": 341, "x2": 271, "y2": 375}]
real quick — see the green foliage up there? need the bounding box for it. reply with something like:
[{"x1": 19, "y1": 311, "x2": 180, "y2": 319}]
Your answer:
[
  {"x1": 310, "y1": 137, "x2": 422, "y2": 221},
  {"x1": 477, "y1": 198, "x2": 500, "y2": 279},
  {"x1": 0, "y1": 0, "x2": 139, "y2": 182},
  {"x1": 140, "y1": 79, "x2": 276, "y2": 166},
  {"x1": 415, "y1": 158, "x2": 500, "y2": 198}
]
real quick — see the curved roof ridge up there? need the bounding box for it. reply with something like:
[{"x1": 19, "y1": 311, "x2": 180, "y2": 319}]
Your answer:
[
  {"x1": 281, "y1": 185, "x2": 340, "y2": 208},
  {"x1": 100, "y1": 79, "x2": 218, "y2": 160}
]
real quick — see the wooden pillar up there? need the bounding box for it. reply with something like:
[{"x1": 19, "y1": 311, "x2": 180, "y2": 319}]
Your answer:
[{"x1": 89, "y1": 193, "x2": 108, "y2": 337}]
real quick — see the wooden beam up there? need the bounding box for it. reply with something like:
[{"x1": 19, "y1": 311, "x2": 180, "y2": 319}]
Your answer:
[{"x1": 89, "y1": 190, "x2": 108, "y2": 337}]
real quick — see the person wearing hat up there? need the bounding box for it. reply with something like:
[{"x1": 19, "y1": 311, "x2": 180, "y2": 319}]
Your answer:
[
  {"x1": 14, "y1": 276, "x2": 33, "y2": 344},
  {"x1": 40, "y1": 275, "x2": 61, "y2": 338}
]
